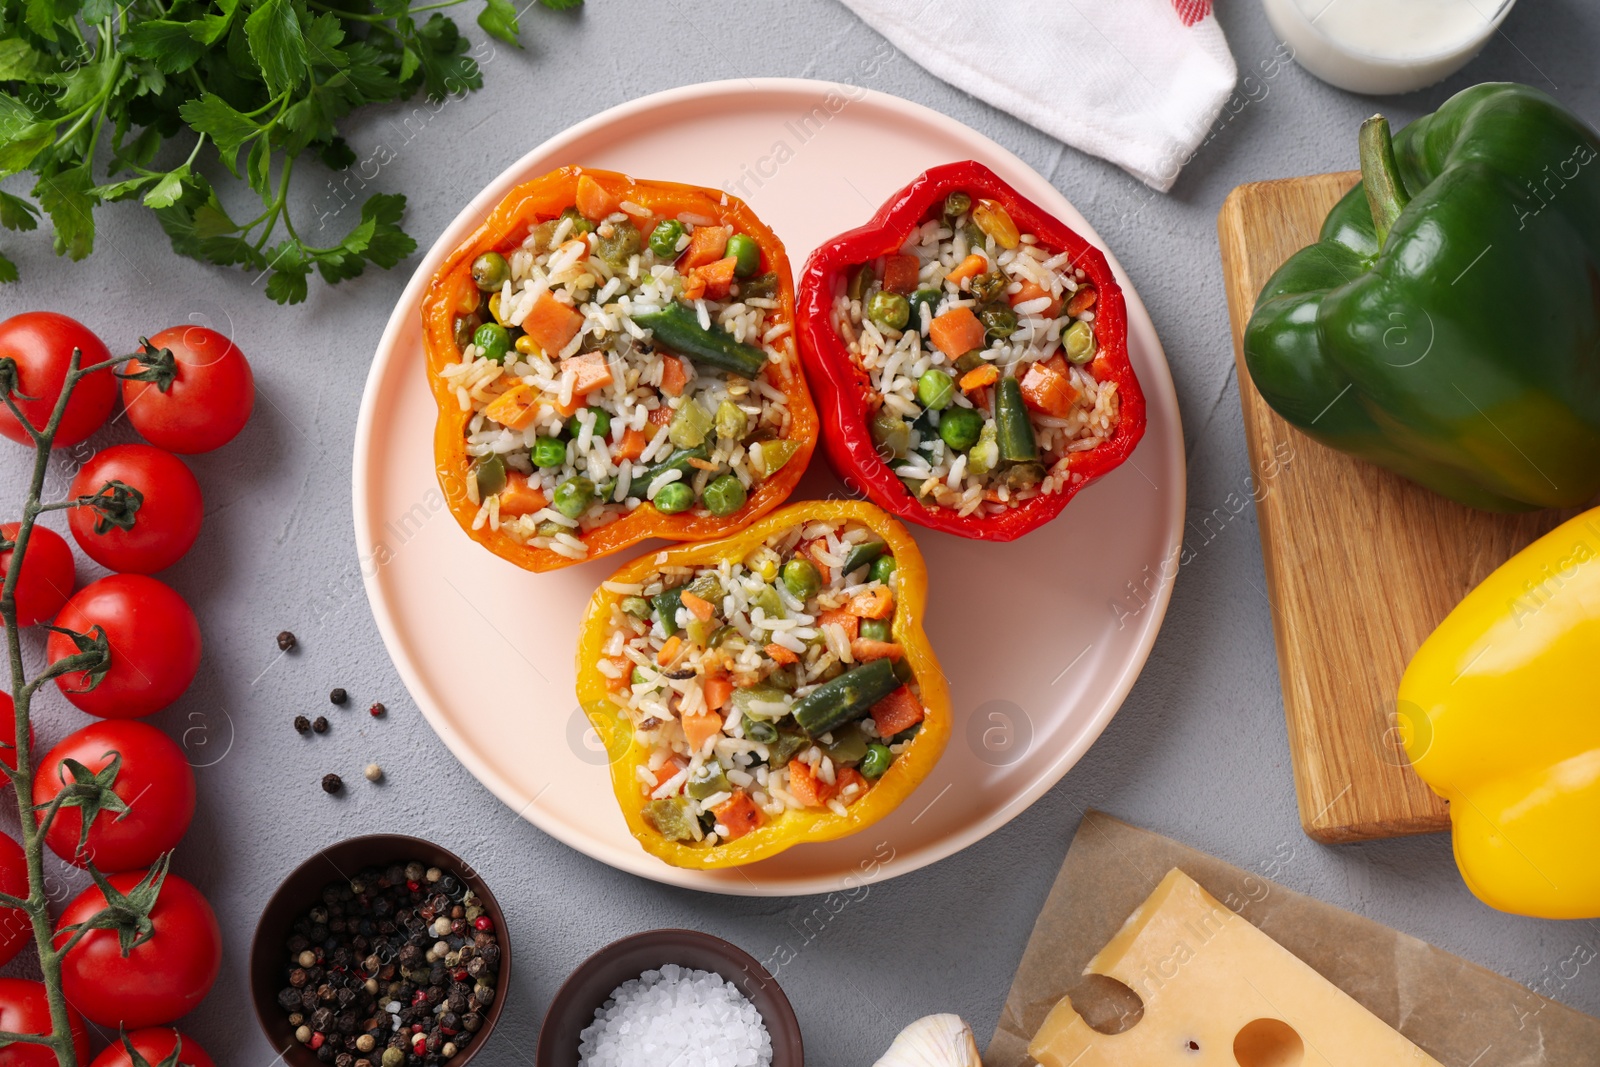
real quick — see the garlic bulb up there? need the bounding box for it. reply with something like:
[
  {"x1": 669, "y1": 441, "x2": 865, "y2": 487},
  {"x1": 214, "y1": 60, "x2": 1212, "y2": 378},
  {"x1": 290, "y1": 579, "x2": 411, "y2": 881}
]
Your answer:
[{"x1": 872, "y1": 1014, "x2": 982, "y2": 1067}]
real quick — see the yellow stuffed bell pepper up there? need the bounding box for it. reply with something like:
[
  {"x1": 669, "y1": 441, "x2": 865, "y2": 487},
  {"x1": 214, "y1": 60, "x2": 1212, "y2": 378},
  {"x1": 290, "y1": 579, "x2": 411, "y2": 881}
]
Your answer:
[
  {"x1": 1399, "y1": 507, "x2": 1600, "y2": 919},
  {"x1": 575, "y1": 500, "x2": 951, "y2": 869}
]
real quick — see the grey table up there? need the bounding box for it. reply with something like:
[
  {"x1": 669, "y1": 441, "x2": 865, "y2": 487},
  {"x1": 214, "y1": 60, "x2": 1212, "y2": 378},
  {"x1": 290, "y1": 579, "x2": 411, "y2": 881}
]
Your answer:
[{"x1": 4, "y1": 0, "x2": 1598, "y2": 1062}]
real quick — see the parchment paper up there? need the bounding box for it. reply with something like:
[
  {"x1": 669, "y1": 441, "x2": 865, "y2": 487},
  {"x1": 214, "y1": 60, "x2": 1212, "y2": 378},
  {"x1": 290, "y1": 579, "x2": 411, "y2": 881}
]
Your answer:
[{"x1": 986, "y1": 812, "x2": 1600, "y2": 1067}]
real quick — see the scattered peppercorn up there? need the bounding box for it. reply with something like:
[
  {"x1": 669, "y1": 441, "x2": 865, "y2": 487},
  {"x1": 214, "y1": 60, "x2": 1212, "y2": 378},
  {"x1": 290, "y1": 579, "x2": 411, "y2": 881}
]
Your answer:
[
  {"x1": 369, "y1": 702, "x2": 386, "y2": 718},
  {"x1": 364, "y1": 764, "x2": 383, "y2": 783},
  {"x1": 294, "y1": 715, "x2": 311, "y2": 734},
  {"x1": 313, "y1": 716, "x2": 330, "y2": 734},
  {"x1": 275, "y1": 859, "x2": 500, "y2": 1066},
  {"x1": 278, "y1": 630, "x2": 298, "y2": 652},
  {"x1": 321, "y1": 773, "x2": 343, "y2": 794},
  {"x1": 330, "y1": 688, "x2": 348, "y2": 705}
]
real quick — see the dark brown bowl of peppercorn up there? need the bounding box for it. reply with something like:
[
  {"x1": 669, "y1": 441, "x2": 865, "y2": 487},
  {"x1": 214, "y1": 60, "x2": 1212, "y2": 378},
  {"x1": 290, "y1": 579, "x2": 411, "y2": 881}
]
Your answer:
[{"x1": 250, "y1": 834, "x2": 509, "y2": 1067}]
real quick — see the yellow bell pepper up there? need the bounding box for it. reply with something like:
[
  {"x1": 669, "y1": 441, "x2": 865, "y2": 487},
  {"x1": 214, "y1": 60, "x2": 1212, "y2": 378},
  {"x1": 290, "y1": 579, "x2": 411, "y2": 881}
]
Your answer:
[
  {"x1": 575, "y1": 500, "x2": 951, "y2": 869},
  {"x1": 1399, "y1": 507, "x2": 1600, "y2": 918}
]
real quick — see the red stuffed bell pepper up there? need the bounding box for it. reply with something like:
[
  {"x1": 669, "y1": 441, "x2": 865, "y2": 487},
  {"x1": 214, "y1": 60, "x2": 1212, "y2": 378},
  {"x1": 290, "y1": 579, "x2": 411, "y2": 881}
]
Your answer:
[{"x1": 798, "y1": 161, "x2": 1146, "y2": 541}]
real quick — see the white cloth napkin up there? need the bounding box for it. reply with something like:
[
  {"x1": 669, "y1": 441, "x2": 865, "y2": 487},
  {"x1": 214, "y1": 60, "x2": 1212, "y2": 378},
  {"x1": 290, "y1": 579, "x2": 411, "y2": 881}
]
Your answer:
[{"x1": 838, "y1": 0, "x2": 1239, "y2": 191}]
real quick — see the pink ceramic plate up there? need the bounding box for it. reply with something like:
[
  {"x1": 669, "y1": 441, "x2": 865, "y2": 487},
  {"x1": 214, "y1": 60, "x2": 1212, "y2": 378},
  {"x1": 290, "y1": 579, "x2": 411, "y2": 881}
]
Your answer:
[{"x1": 353, "y1": 79, "x2": 1184, "y2": 895}]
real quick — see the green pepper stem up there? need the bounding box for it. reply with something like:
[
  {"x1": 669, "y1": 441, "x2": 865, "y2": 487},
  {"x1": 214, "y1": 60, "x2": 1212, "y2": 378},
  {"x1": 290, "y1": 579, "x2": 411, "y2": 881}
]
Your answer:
[{"x1": 1359, "y1": 115, "x2": 1412, "y2": 250}]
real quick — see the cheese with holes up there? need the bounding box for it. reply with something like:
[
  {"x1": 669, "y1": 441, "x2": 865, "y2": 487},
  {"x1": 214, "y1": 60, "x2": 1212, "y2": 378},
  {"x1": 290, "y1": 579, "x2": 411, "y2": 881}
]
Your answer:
[{"x1": 1028, "y1": 869, "x2": 1443, "y2": 1066}]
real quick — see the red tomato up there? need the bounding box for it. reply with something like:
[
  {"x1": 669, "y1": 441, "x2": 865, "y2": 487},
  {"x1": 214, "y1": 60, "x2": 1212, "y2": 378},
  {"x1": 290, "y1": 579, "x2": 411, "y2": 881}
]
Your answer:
[
  {"x1": 33, "y1": 721, "x2": 196, "y2": 872},
  {"x1": 121, "y1": 326, "x2": 254, "y2": 454},
  {"x1": 0, "y1": 691, "x2": 31, "y2": 782},
  {"x1": 0, "y1": 313, "x2": 116, "y2": 448},
  {"x1": 0, "y1": 834, "x2": 30, "y2": 968},
  {"x1": 56, "y1": 871, "x2": 221, "y2": 1029},
  {"x1": 90, "y1": 1029, "x2": 216, "y2": 1067},
  {"x1": 66, "y1": 445, "x2": 202, "y2": 574},
  {"x1": 0, "y1": 523, "x2": 74, "y2": 626},
  {"x1": 47, "y1": 575, "x2": 201, "y2": 719},
  {"x1": 0, "y1": 978, "x2": 90, "y2": 1067}
]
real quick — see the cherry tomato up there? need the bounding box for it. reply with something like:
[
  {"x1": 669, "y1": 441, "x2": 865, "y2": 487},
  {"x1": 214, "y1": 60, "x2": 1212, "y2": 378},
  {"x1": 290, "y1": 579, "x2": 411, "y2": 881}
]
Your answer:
[
  {"x1": 90, "y1": 1028, "x2": 216, "y2": 1067},
  {"x1": 121, "y1": 326, "x2": 253, "y2": 454},
  {"x1": 66, "y1": 445, "x2": 202, "y2": 574},
  {"x1": 0, "y1": 978, "x2": 90, "y2": 1067},
  {"x1": 33, "y1": 721, "x2": 196, "y2": 872},
  {"x1": 0, "y1": 313, "x2": 116, "y2": 448},
  {"x1": 47, "y1": 575, "x2": 201, "y2": 719},
  {"x1": 56, "y1": 871, "x2": 222, "y2": 1029},
  {"x1": 0, "y1": 691, "x2": 31, "y2": 783},
  {"x1": 0, "y1": 522, "x2": 74, "y2": 626},
  {"x1": 0, "y1": 834, "x2": 30, "y2": 968}
]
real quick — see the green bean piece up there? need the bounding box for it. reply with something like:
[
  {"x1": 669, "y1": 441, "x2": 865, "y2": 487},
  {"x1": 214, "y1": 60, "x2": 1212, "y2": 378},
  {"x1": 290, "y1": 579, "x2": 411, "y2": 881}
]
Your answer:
[
  {"x1": 847, "y1": 264, "x2": 876, "y2": 303},
  {"x1": 686, "y1": 759, "x2": 731, "y2": 799},
  {"x1": 742, "y1": 716, "x2": 779, "y2": 744},
  {"x1": 768, "y1": 729, "x2": 809, "y2": 766},
  {"x1": 781, "y1": 558, "x2": 821, "y2": 601},
  {"x1": 560, "y1": 205, "x2": 594, "y2": 233},
  {"x1": 840, "y1": 541, "x2": 886, "y2": 578},
  {"x1": 966, "y1": 422, "x2": 1000, "y2": 476},
  {"x1": 870, "y1": 413, "x2": 911, "y2": 460},
  {"x1": 653, "y1": 481, "x2": 694, "y2": 515},
  {"x1": 642, "y1": 444, "x2": 711, "y2": 488},
  {"x1": 860, "y1": 743, "x2": 893, "y2": 779},
  {"x1": 652, "y1": 586, "x2": 685, "y2": 636},
  {"x1": 732, "y1": 683, "x2": 792, "y2": 721},
  {"x1": 859, "y1": 618, "x2": 892, "y2": 642},
  {"x1": 714, "y1": 400, "x2": 748, "y2": 442},
  {"x1": 870, "y1": 555, "x2": 897, "y2": 584},
  {"x1": 630, "y1": 665, "x2": 651, "y2": 686},
  {"x1": 792, "y1": 659, "x2": 900, "y2": 737},
  {"x1": 668, "y1": 399, "x2": 713, "y2": 449},
  {"x1": 648, "y1": 219, "x2": 686, "y2": 259},
  {"x1": 994, "y1": 378, "x2": 1039, "y2": 463},
  {"x1": 643, "y1": 798, "x2": 695, "y2": 841},
  {"x1": 702, "y1": 474, "x2": 747, "y2": 517},
  {"x1": 908, "y1": 289, "x2": 941, "y2": 330},
  {"x1": 962, "y1": 223, "x2": 987, "y2": 251},
  {"x1": 566, "y1": 407, "x2": 612, "y2": 441},
  {"x1": 535, "y1": 519, "x2": 565, "y2": 537},
  {"x1": 892, "y1": 657, "x2": 914, "y2": 685},
  {"x1": 747, "y1": 583, "x2": 785, "y2": 620},
  {"x1": 631, "y1": 304, "x2": 767, "y2": 379},
  {"x1": 969, "y1": 271, "x2": 1007, "y2": 304},
  {"x1": 891, "y1": 720, "x2": 922, "y2": 743},
  {"x1": 686, "y1": 618, "x2": 717, "y2": 647},
  {"x1": 767, "y1": 664, "x2": 798, "y2": 691},
  {"x1": 752, "y1": 438, "x2": 799, "y2": 479},
  {"x1": 709, "y1": 625, "x2": 737, "y2": 648},
  {"x1": 738, "y1": 271, "x2": 780, "y2": 299},
  {"x1": 1065, "y1": 320, "x2": 1098, "y2": 364},
  {"x1": 472, "y1": 322, "x2": 510, "y2": 363},
  {"x1": 473, "y1": 453, "x2": 507, "y2": 497},
  {"x1": 943, "y1": 191, "x2": 972, "y2": 218},
  {"x1": 916, "y1": 368, "x2": 955, "y2": 411},
  {"x1": 981, "y1": 303, "x2": 1019, "y2": 339},
  {"x1": 552, "y1": 477, "x2": 595, "y2": 519},
  {"x1": 867, "y1": 291, "x2": 911, "y2": 331},
  {"x1": 594, "y1": 219, "x2": 641, "y2": 269},
  {"x1": 726, "y1": 233, "x2": 760, "y2": 277},
  {"x1": 824, "y1": 729, "x2": 870, "y2": 765},
  {"x1": 620, "y1": 596, "x2": 652, "y2": 619},
  {"x1": 939, "y1": 407, "x2": 984, "y2": 452},
  {"x1": 471, "y1": 251, "x2": 509, "y2": 291},
  {"x1": 686, "y1": 574, "x2": 723, "y2": 602},
  {"x1": 531, "y1": 436, "x2": 567, "y2": 468},
  {"x1": 953, "y1": 350, "x2": 987, "y2": 375}
]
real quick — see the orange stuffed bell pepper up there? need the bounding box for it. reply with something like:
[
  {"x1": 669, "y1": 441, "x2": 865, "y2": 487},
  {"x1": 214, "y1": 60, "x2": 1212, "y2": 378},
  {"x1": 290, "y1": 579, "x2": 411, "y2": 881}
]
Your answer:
[
  {"x1": 423, "y1": 167, "x2": 818, "y2": 572},
  {"x1": 1399, "y1": 506, "x2": 1600, "y2": 919},
  {"x1": 575, "y1": 500, "x2": 950, "y2": 869}
]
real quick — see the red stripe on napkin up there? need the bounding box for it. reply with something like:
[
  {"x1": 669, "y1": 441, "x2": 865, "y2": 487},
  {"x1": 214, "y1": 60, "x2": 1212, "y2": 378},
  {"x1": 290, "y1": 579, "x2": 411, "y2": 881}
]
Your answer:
[{"x1": 1171, "y1": 0, "x2": 1211, "y2": 26}]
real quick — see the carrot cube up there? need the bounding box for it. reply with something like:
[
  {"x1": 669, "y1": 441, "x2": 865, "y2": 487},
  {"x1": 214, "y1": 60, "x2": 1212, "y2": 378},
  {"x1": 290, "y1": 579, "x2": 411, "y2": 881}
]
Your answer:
[
  {"x1": 871, "y1": 686, "x2": 924, "y2": 738},
  {"x1": 678, "y1": 225, "x2": 730, "y2": 270},
  {"x1": 930, "y1": 307, "x2": 986, "y2": 358},
  {"x1": 522, "y1": 292, "x2": 585, "y2": 356},
  {"x1": 713, "y1": 790, "x2": 763, "y2": 839},
  {"x1": 483, "y1": 383, "x2": 539, "y2": 430}
]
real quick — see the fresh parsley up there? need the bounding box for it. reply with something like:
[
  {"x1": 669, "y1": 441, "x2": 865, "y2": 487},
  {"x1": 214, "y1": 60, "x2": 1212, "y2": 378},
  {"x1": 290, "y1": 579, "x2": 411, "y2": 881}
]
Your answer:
[{"x1": 0, "y1": 0, "x2": 581, "y2": 301}]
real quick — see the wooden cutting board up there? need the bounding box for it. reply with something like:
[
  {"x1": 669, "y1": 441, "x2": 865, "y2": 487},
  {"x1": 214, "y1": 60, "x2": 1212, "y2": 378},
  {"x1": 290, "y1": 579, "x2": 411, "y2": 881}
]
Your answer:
[{"x1": 1217, "y1": 173, "x2": 1572, "y2": 844}]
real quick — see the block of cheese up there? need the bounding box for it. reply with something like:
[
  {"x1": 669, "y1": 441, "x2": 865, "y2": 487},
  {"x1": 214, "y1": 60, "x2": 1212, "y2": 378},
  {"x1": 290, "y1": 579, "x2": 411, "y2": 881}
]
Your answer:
[{"x1": 1028, "y1": 868, "x2": 1443, "y2": 1066}]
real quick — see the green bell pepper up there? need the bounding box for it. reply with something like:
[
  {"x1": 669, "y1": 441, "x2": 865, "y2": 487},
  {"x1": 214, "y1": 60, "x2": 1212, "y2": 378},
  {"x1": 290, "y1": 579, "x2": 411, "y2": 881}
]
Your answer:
[{"x1": 1243, "y1": 83, "x2": 1600, "y2": 512}]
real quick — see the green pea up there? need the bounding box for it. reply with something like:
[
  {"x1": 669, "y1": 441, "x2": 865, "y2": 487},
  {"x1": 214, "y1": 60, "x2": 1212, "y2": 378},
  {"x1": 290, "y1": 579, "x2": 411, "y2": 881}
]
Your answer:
[
  {"x1": 943, "y1": 192, "x2": 972, "y2": 218},
  {"x1": 859, "y1": 618, "x2": 891, "y2": 642},
  {"x1": 870, "y1": 555, "x2": 897, "y2": 584},
  {"x1": 939, "y1": 408, "x2": 984, "y2": 452},
  {"x1": 860, "y1": 743, "x2": 893, "y2": 779},
  {"x1": 566, "y1": 407, "x2": 611, "y2": 441},
  {"x1": 471, "y1": 251, "x2": 508, "y2": 291},
  {"x1": 649, "y1": 219, "x2": 686, "y2": 259},
  {"x1": 621, "y1": 596, "x2": 652, "y2": 619},
  {"x1": 552, "y1": 477, "x2": 595, "y2": 519},
  {"x1": 781, "y1": 559, "x2": 821, "y2": 601},
  {"x1": 531, "y1": 436, "x2": 567, "y2": 468},
  {"x1": 726, "y1": 233, "x2": 760, "y2": 277},
  {"x1": 953, "y1": 350, "x2": 988, "y2": 375},
  {"x1": 1065, "y1": 320, "x2": 1098, "y2": 364},
  {"x1": 702, "y1": 474, "x2": 747, "y2": 517},
  {"x1": 743, "y1": 716, "x2": 779, "y2": 744},
  {"x1": 473, "y1": 453, "x2": 507, "y2": 497},
  {"x1": 472, "y1": 322, "x2": 510, "y2": 362},
  {"x1": 867, "y1": 291, "x2": 911, "y2": 332},
  {"x1": 981, "y1": 303, "x2": 1019, "y2": 339},
  {"x1": 653, "y1": 481, "x2": 694, "y2": 514},
  {"x1": 908, "y1": 289, "x2": 941, "y2": 330},
  {"x1": 916, "y1": 368, "x2": 955, "y2": 411}
]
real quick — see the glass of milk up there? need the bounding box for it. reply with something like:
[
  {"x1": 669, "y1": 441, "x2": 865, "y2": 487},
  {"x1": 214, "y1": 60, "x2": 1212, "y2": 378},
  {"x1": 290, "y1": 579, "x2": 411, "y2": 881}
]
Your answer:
[{"x1": 1261, "y1": 0, "x2": 1517, "y2": 94}]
